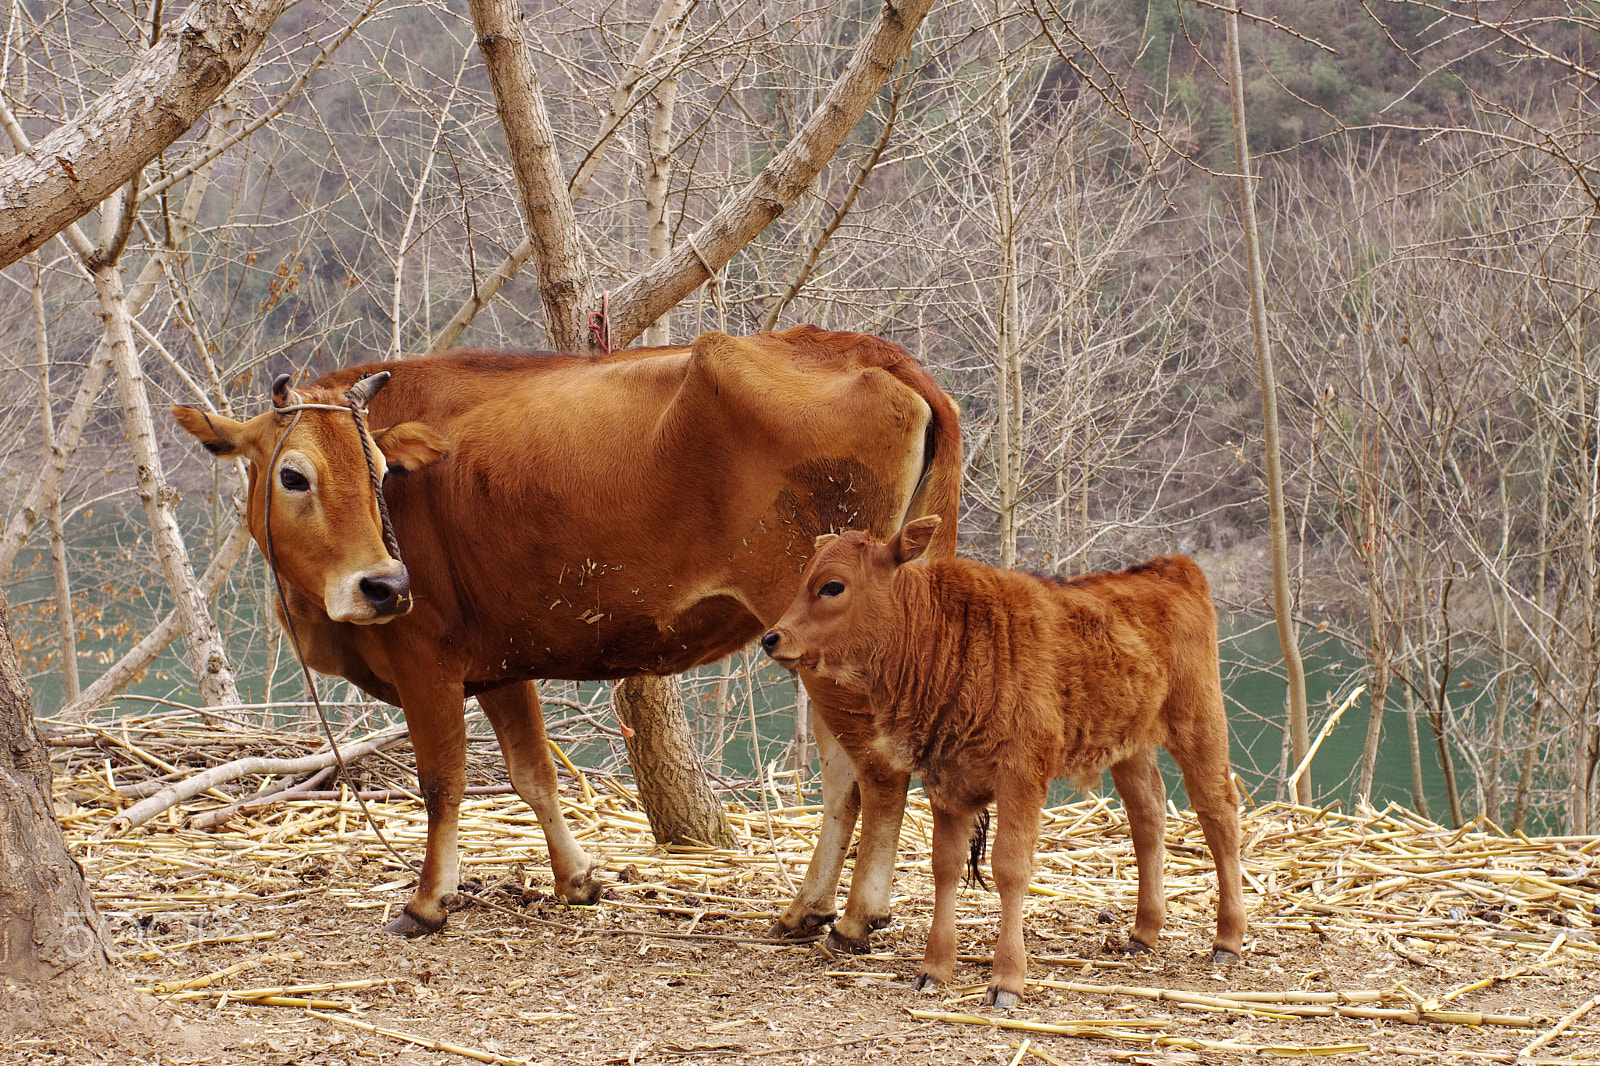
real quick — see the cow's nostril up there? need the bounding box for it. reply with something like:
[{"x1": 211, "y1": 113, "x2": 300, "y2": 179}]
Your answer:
[
  {"x1": 360, "y1": 570, "x2": 411, "y2": 611},
  {"x1": 761, "y1": 631, "x2": 781, "y2": 653}
]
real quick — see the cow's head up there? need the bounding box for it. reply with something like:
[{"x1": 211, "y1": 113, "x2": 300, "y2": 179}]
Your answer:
[
  {"x1": 760, "y1": 515, "x2": 942, "y2": 684},
  {"x1": 172, "y1": 373, "x2": 448, "y2": 624}
]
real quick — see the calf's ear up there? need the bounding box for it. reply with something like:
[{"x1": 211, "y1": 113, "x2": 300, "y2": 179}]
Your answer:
[
  {"x1": 376, "y1": 422, "x2": 451, "y2": 473},
  {"x1": 172, "y1": 406, "x2": 248, "y2": 458},
  {"x1": 813, "y1": 532, "x2": 840, "y2": 552},
  {"x1": 890, "y1": 515, "x2": 942, "y2": 565}
]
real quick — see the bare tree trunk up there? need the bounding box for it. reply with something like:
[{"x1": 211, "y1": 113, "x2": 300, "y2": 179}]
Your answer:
[
  {"x1": 1401, "y1": 661, "x2": 1430, "y2": 821},
  {"x1": 1224, "y1": 8, "x2": 1310, "y2": 803},
  {"x1": 466, "y1": 0, "x2": 595, "y2": 352},
  {"x1": 990, "y1": 20, "x2": 1024, "y2": 570},
  {"x1": 0, "y1": 587, "x2": 148, "y2": 1040},
  {"x1": 572, "y1": 0, "x2": 692, "y2": 205},
  {"x1": 94, "y1": 257, "x2": 242, "y2": 713},
  {"x1": 612, "y1": 676, "x2": 734, "y2": 847},
  {"x1": 28, "y1": 254, "x2": 80, "y2": 704},
  {"x1": 640, "y1": 6, "x2": 689, "y2": 348},
  {"x1": 0, "y1": 0, "x2": 287, "y2": 269}
]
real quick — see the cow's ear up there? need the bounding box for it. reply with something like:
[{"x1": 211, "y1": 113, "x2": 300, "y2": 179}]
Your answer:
[
  {"x1": 376, "y1": 422, "x2": 450, "y2": 473},
  {"x1": 890, "y1": 515, "x2": 942, "y2": 565},
  {"x1": 813, "y1": 532, "x2": 840, "y2": 553},
  {"x1": 172, "y1": 406, "x2": 248, "y2": 458}
]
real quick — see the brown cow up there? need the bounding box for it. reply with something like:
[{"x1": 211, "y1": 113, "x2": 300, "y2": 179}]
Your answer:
[
  {"x1": 761, "y1": 516, "x2": 1246, "y2": 1006},
  {"x1": 173, "y1": 326, "x2": 959, "y2": 937}
]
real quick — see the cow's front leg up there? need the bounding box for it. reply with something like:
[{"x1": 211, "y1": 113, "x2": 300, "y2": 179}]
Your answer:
[
  {"x1": 479, "y1": 682, "x2": 602, "y2": 904},
  {"x1": 384, "y1": 678, "x2": 468, "y2": 936}
]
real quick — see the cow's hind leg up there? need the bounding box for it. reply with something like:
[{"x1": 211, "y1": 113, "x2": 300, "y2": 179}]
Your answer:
[
  {"x1": 775, "y1": 680, "x2": 909, "y2": 951},
  {"x1": 913, "y1": 802, "x2": 978, "y2": 993},
  {"x1": 985, "y1": 778, "x2": 1046, "y2": 1007},
  {"x1": 772, "y1": 713, "x2": 860, "y2": 938},
  {"x1": 1109, "y1": 749, "x2": 1167, "y2": 953},
  {"x1": 828, "y1": 751, "x2": 909, "y2": 952},
  {"x1": 479, "y1": 682, "x2": 602, "y2": 905},
  {"x1": 385, "y1": 680, "x2": 468, "y2": 936}
]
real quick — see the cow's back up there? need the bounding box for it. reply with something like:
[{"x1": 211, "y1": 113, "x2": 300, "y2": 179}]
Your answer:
[{"x1": 312, "y1": 328, "x2": 957, "y2": 684}]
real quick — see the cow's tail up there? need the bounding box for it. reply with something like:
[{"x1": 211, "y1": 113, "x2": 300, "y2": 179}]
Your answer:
[{"x1": 889, "y1": 355, "x2": 962, "y2": 563}]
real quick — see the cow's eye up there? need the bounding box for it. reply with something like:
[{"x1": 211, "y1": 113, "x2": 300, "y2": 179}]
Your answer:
[
  {"x1": 818, "y1": 581, "x2": 845, "y2": 598},
  {"x1": 279, "y1": 466, "x2": 311, "y2": 492}
]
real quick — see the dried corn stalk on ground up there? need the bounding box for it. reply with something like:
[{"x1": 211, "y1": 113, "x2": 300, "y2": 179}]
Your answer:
[{"x1": 26, "y1": 718, "x2": 1600, "y2": 1065}]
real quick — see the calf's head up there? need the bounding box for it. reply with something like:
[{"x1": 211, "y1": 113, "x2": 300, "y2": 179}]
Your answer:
[
  {"x1": 172, "y1": 373, "x2": 448, "y2": 624},
  {"x1": 761, "y1": 515, "x2": 942, "y2": 684}
]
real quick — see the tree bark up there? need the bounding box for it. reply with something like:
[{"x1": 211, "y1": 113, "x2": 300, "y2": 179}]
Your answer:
[
  {"x1": 1225, "y1": 8, "x2": 1311, "y2": 804},
  {"x1": 0, "y1": 588, "x2": 148, "y2": 1040},
  {"x1": 28, "y1": 254, "x2": 81, "y2": 703},
  {"x1": 0, "y1": 0, "x2": 287, "y2": 269},
  {"x1": 612, "y1": 676, "x2": 735, "y2": 847},
  {"x1": 640, "y1": 4, "x2": 690, "y2": 348},
  {"x1": 466, "y1": 0, "x2": 595, "y2": 352}
]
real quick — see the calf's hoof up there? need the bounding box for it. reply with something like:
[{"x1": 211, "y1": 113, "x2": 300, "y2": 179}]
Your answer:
[
  {"x1": 823, "y1": 927, "x2": 873, "y2": 955},
  {"x1": 769, "y1": 910, "x2": 835, "y2": 940},
  {"x1": 1120, "y1": 937, "x2": 1154, "y2": 956},
  {"x1": 560, "y1": 869, "x2": 605, "y2": 906},
  {"x1": 1211, "y1": 946, "x2": 1242, "y2": 965},
  {"x1": 983, "y1": 985, "x2": 1022, "y2": 1009},
  {"x1": 385, "y1": 905, "x2": 446, "y2": 938},
  {"x1": 911, "y1": 971, "x2": 944, "y2": 993}
]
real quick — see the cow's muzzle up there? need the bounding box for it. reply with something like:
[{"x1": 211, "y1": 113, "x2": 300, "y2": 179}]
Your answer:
[{"x1": 360, "y1": 568, "x2": 412, "y2": 618}]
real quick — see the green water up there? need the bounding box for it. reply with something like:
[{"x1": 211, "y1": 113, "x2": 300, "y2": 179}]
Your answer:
[{"x1": 9, "y1": 503, "x2": 1453, "y2": 819}]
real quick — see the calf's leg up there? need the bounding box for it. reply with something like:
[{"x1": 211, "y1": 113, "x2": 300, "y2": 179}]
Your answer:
[
  {"x1": 385, "y1": 678, "x2": 468, "y2": 936},
  {"x1": 913, "y1": 803, "x2": 979, "y2": 992},
  {"x1": 776, "y1": 679, "x2": 909, "y2": 951},
  {"x1": 1109, "y1": 748, "x2": 1167, "y2": 952},
  {"x1": 1168, "y1": 729, "x2": 1247, "y2": 960},
  {"x1": 478, "y1": 682, "x2": 602, "y2": 904},
  {"x1": 827, "y1": 752, "x2": 910, "y2": 951},
  {"x1": 986, "y1": 778, "x2": 1046, "y2": 1007}
]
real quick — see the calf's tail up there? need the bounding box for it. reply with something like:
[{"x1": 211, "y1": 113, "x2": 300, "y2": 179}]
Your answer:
[{"x1": 965, "y1": 807, "x2": 990, "y2": 889}]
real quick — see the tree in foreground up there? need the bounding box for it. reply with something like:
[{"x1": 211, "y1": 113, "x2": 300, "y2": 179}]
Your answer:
[{"x1": 0, "y1": 587, "x2": 154, "y2": 1046}]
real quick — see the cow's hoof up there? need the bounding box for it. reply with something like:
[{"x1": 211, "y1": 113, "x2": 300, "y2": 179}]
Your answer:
[
  {"x1": 867, "y1": 914, "x2": 895, "y2": 931},
  {"x1": 983, "y1": 986, "x2": 1021, "y2": 1009},
  {"x1": 911, "y1": 971, "x2": 943, "y2": 992},
  {"x1": 1120, "y1": 937, "x2": 1154, "y2": 955},
  {"x1": 769, "y1": 911, "x2": 835, "y2": 940},
  {"x1": 824, "y1": 927, "x2": 873, "y2": 955},
  {"x1": 385, "y1": 906, "x2": 446, "y2": 937},
  {"x1": 1212, "y1": 946, "x2": 1242, "y2": 965}
]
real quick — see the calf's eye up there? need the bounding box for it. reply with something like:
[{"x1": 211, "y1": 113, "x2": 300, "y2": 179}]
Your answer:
[
  {"x1": 279, "y1": 466, "x2": 311, "y2": 492},
  {"x1": 818, "y1": 581, "x2": 845, "y2": 598}
]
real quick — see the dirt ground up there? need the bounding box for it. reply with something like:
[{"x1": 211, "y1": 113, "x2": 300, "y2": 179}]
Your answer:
[{"x1": 14, "y1": 779, "x2": 1600, "y2": 1066}]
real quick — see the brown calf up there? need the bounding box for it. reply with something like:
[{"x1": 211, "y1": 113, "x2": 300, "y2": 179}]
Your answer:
[{"x1": 762, "y1": 516, "x2": 1246, "y2": 1006}]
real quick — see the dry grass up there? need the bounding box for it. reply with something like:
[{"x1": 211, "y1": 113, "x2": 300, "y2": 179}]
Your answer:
[{"x1": 32, "y1": 717, "x2": 1600, "y2": 1066}]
